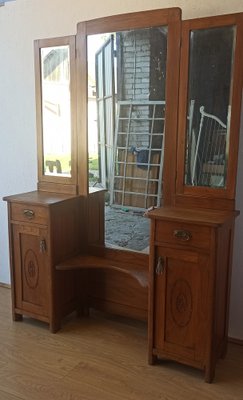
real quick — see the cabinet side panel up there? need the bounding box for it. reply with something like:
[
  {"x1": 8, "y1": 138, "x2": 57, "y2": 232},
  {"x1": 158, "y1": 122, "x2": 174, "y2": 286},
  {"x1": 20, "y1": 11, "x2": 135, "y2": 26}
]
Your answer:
[
  {"x1": 50, "y1": 198, "x2": 82, "y2": 320},
  {"x1": 214, "y1": 224, "x2": 234, "y2": 358},
  {"x1": 51, "y1": 198, "x2": 82, "y2": 262}
]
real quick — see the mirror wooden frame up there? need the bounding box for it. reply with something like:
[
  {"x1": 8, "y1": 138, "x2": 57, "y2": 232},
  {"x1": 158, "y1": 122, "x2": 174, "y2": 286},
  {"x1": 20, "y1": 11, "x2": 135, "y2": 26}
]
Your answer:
[
  {"x1": 76, "y1": 8, "x2": 182, "y2": 206},
  {"x1": 175, "y1": 13, "x2": 243, "y2": 210}
]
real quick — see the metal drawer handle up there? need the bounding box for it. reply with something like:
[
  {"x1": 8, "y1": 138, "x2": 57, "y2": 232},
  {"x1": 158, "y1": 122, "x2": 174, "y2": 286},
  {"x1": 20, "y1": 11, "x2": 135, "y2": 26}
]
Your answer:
[
  {"x1": 23, "y1": 209, "x2": 35, "y2": 219},
  {"x1": 156, "y1": 256, "x2": 165, "y2": 275},
  {"x1": 173, "y1": 229, "x2": 192, "y2": 241},
  {"x1": 40, "y1": 239, "x2": 47, "y2": 253}
]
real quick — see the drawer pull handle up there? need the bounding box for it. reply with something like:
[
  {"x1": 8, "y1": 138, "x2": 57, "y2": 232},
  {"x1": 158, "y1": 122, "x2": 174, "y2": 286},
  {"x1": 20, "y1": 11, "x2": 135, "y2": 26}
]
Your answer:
[
  {"x1": 173, "y1": 229, "x2": 192, "y2": 241},
  {"x1": 23, "y1": 209, "x2": 35, "y2": 219},
  {"x1": 156, "y1": 256, "x2": 165, "y2": 275},
  {"x1": 40, "y1": 239, "x2": 46, "y2": 253}
]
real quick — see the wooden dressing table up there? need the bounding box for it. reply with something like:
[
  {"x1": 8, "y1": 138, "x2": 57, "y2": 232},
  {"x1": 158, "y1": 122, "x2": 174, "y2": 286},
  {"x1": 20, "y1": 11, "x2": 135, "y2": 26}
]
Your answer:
[{"x1": 4, "y1": 8, "x2": 243, "y2": 382}]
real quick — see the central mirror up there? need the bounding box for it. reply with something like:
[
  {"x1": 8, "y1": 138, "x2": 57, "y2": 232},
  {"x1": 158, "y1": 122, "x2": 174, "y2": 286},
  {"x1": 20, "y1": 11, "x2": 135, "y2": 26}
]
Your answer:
[{"x1": 87, "y1": 26, "x2": 168, "y2": 252}]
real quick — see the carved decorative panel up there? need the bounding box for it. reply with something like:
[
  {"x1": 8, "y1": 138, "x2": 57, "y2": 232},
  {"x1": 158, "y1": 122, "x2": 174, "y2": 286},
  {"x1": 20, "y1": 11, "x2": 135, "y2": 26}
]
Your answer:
[
  {"x1": 170, "y1": 278, "x2": 192, "y2": 328},
  {"x1": 24, "y1": 249, "x2": 39, "y2": 289}
]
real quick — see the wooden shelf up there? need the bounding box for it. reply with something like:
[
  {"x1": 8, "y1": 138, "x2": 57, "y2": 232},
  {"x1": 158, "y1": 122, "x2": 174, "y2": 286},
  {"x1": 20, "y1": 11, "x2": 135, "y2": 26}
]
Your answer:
[{"x1": 56, "y1": 254, "x2": 148, "y2": 288}]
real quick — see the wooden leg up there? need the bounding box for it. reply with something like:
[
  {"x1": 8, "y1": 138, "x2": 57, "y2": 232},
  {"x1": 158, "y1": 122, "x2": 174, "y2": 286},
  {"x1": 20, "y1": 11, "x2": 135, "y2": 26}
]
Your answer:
[
  {"x1": 13, "y1": 312, "x2": 23, "y2": 321},
  {"x1": 49, "y1": 319, "x2": 61, "y2": 333},
  {"x1": 220, "y1": 340, "x2": 228, "y2": 359},
  {"x1": 204, "y1": 365, "x2": 215, "y2": 383},
  {"x1": 77, "y1": 306, "x2": 90, "y2": 317},
  {"x1": 148, "y1": 351, "x2": 157, "y2": 365}
]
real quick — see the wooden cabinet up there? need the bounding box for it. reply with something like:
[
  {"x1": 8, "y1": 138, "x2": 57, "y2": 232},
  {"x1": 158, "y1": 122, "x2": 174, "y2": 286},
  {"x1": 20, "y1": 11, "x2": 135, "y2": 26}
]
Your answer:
[
  {"x1": 4, "y1": 191, "x2": 82, "y2": 332},
  {"x1": 148, "y1": 207, "x2": 238, "y2": 382},
  {"x1": 146, "y1": 13, "x2": 243, "y2": 382},
  {"x1": 12, "y1": 223, "x2": 50, "y2": 320}
]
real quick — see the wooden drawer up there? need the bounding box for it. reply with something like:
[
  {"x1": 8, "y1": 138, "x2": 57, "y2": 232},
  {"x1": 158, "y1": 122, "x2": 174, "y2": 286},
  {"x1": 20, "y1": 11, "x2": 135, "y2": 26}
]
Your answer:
[
  {"x1": 155, "y1": 220, "x2": 211, "y2": 250},
  {"x1": 10, "y1": 203, "x2": 49, "y2": 225}
]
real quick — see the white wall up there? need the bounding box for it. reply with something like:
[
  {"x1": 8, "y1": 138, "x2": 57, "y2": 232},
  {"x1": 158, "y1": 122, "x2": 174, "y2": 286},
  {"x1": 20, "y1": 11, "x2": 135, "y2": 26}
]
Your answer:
[{"x1": 0, "y1": 0, "x2": 242, "y2": 338}]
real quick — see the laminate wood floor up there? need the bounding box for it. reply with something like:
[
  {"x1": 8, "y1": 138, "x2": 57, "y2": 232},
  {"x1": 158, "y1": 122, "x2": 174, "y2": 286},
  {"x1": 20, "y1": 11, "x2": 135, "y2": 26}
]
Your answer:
[{"x1": 0, "y1": 286, "x2": 242, "y2": 400}]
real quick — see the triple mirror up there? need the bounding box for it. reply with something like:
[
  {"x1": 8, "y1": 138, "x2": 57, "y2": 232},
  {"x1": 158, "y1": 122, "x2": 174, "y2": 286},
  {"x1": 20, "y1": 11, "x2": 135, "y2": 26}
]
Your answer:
[{"x1": 35, "y1": 10, "x2": 243, "y2": 253}]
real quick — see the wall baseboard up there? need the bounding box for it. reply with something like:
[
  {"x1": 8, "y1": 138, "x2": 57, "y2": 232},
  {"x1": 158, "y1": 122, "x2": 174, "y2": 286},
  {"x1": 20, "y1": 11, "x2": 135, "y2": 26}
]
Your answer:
[
  {"x1": 0, "y1": 282, "x2": 11, "y2": 289},
  {"x1": 228, "y1": 337, "x2": 243, "y2": 346}
]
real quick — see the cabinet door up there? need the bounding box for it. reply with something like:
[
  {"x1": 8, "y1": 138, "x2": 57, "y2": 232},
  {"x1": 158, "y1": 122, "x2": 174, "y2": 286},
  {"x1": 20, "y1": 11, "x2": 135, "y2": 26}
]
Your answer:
[
  {"x1": 154, "y1": 247, "x2": 210, "y2": 365},
  {"x1": 12, "y1": 224, "x2": 50, "y2": 318}
]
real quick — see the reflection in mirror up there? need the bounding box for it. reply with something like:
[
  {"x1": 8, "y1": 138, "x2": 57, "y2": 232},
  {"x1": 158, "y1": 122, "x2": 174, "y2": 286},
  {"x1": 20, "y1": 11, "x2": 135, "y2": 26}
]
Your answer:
[
  {"x1": 40, "y1": 45, "x2": 71, "y2": 177},
  {"x1": 184, "y1": 26, "x2": 236, "y2": 188},
  {"x1": 88, "y1": 27, "x2": 168, "y2": 252}
]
